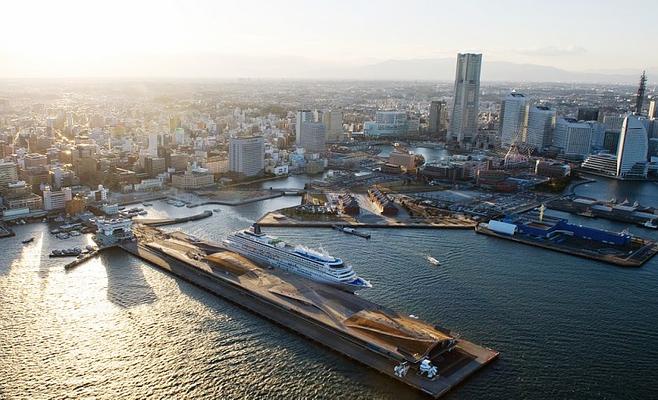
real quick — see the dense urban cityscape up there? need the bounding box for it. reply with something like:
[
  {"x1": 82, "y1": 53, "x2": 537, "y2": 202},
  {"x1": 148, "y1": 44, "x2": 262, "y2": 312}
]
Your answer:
[{"x1": 2, "y1": 1, "x2": 658, "y2": 399}]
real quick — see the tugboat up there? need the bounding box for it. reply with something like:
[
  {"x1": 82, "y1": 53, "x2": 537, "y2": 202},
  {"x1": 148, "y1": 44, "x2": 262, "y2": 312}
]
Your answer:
[{"x1": 22, "y1": 237, "x2": 35, "y2": 244}]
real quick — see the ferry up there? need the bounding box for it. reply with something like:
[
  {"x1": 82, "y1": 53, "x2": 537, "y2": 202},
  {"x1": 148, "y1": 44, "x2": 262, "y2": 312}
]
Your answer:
[{"x1": 223, "y1": 224, "x2": 372, "y2": 292}]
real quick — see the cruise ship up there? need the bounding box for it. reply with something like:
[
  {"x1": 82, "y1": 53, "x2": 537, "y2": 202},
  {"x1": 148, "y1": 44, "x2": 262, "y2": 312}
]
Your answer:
[{"x1": 223, "y1": 224, "x2": 372, "y2": 291}]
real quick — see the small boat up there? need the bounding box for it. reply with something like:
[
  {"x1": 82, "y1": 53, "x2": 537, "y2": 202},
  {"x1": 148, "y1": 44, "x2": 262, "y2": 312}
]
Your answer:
[
  {"x1": 332, "y1": 224, "x2": 371, "y2": 239},
  {"x1": 212, "y1": 209, "x2": 221, "y2": 213},
  {"x1": 22, "y1": 237, "x2": 35, "y2": 244},
  {"x1": 426, "y1": 255, "x2": 440, "y2": 266},
  {"x1": 643, "y1": 220, "x2": 658, "y2": 230},
  {"x1": 142, "y1": 203, "x2": 153, "y2": 206}
]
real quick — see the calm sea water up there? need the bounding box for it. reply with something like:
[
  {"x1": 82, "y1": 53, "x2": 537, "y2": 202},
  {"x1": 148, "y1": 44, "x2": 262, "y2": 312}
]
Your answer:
[{"x1": 1, "y1": 175, "x2": 657, "y2": 399}]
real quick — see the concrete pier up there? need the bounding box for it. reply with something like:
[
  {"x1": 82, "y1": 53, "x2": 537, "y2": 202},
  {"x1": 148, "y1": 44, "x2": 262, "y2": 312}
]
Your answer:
[{"x1": 117, "y1": 225, "x2": 498, "y2": 398}]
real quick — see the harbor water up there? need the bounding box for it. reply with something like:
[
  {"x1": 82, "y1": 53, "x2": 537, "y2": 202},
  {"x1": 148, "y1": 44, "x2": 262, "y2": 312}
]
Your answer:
[{"x1": 1, "y1": 177, "x2": 658, "y2": 399}]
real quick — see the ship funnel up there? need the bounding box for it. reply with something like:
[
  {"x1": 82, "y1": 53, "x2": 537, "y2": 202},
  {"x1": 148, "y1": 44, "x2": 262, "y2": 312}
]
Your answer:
[{"x1": 252, "y1": 223, "x2": 262, "y2": 235}]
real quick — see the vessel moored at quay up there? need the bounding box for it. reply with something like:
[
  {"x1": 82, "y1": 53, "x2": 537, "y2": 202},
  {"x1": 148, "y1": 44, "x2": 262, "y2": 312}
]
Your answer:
[{"x1": 223, "y1": 223, "x2": 372, "y2": 292}]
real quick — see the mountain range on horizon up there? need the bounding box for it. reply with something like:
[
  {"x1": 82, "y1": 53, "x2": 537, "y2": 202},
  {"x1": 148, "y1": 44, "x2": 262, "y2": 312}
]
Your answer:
[
  {"x1": 1, "y1": 54, "x2": 655, "y2": 85},
  {"x1": 347, "y1": 58, "x2": 656, "y2": 84}
]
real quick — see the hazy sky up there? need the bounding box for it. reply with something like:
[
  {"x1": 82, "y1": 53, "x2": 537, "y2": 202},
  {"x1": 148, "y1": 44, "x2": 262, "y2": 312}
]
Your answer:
[{"x1": 1, "y1": 0, "x2": 657, "y2": 78}]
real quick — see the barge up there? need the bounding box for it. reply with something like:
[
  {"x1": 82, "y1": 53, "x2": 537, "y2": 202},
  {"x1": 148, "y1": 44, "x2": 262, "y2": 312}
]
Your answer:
[{"x1": 332, "y1": 224, "x2": 371, "y2": 239}]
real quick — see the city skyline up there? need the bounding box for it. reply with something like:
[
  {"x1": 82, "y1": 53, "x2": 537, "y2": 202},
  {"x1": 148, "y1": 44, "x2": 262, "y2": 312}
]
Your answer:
[{"x1": 1, "y1": 0, "x2": 658, "y2": 81}]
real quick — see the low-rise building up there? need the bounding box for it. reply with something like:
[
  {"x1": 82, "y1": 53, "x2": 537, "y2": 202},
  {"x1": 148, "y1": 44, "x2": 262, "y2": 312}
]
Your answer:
[{"x1": 171, "y1": 170, "x2": 214, "y2": 190}]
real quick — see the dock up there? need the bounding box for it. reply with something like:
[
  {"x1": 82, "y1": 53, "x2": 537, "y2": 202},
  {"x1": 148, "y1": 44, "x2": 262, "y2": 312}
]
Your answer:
[
  {"x1": 118, "y1": 225, "x2": 498, "y2": 398},
  {"x1": 258, "y1": 211, "x2": 476, "y2": 230},
  {"x1": 0, "y1": 221, "x2": 15, "y2": 238},
  {"x1": 136, "y1": 210, "x2": 212, "y2": 227},
  {"x1": 547, "y1": 197, "x2": 658, "y2": 228},
  {"x1": 63, "y1": 245, "x2": 117, "y2": 270},
  {"x1": 475, "y1": 223, "x2": 658, "y2": 267}
]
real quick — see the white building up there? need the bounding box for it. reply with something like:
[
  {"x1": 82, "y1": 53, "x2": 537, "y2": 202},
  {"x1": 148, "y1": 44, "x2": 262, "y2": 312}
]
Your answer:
[
  {"x1": 173, "y1": 127, "x2": 186, "y2": 145},
  {"x1": 229, "y1": 136, "x2": 264, "y2": 177},
  {"x1": 364, "y1": 111, "x2": 408, "y2": 137},
  {"x1": 553, "y1": 118, "x2": 593, "y2": 157},
  {"x1": 94, "y1": 217, "x2": 134, "y2": 245},
  {"x1": 616, "y1": 114, "x2": 649, "y2": 178},
  {"x1": 499, "y1": 92, "x2": 529, "y2": 146},
  {"x1": 147, "y1": 133, "x2": 164, "y2": 156},
  {"x1": 449, "y1": 53, "x2": 482, "y2": 144},
  {"x1": 42, "y1": 186, "x2": 72, "y2": 211},
  {"x1": 526, "y1": 106, "x2": 556, "y2": 150}
]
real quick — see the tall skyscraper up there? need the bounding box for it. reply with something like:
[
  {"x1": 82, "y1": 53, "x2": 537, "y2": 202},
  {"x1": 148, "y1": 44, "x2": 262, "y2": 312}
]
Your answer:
[
  {"x1": 499, "y1": 91, "x2": 529, "y2": 146},
  {"x1": 321, "y1": 110, "x2": 344, "y2": 141},
  {"x1": 449, "y1": 53, "x2": 482, "y2": 144},
  {"x1": 553, "y1": 118, "x2": 593, "y2": 157},
  {"x1": 229, "y1": 136, "x2": 264, "y2": 177},
  {"x1": 648, "y1": 98, "x2": 657, "y2": 119},
  {"x1": 526, "y1": 105, "x2": 556, "y2": 150},
  {"x1": 428, "y1": 100, "x2": 448, "y2": 134},
  {"x1": 616, "y1": 114, "x2": 648, "y2": 178},
  {"x1": 295, "y1": 110, "x2": 314, "y2": 145}
]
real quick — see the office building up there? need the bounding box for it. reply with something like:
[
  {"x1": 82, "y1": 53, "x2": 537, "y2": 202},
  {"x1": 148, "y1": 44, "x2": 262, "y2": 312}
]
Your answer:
[
  {"x1": 297, "y1": 122, "x2": 326, "y2": 152},
  {"x1": 616, "y1": 114, "x2": 648, "y2": 178},
  {"x1": 526, "y1": 106, "x2": 556, "y2": 150},
  {"x1": 553, "y1": 118, "x2": 593, "y2": 157},
  {"x1": 649, "y1": 98, "x2": 657, "y2": 119},
  {"x1": 449, "y1": 53, "x2": 482, "y2": 144},
  {"x1": 144, "y1": 157, "x2": 166, "y2": 178},
  {"x1": 171, "y1": 170, "x2": 214, "y2": 190},
  {"x1": 0, "y1": 161, "x2": 18, "y2": 193},
  {"x1": 321, "y1": 110, "x2": 344, "y2": 141},
  {"x1": 499, "y1": 92, "x2": 529, "y2": 146},
  {"x1": 428, "y1": 100, "x2": 448, "y2": 134},
  {"x1": 147, "y1": 133, "x2": 164, "y2": 156},
  {"x1": 229, "y1": 136, "x2": 264, "y2": 177},
  {"x1": 577, "y1": 107, "x2": 600, "y2": 122},
  {"x1": 363, "y1": 111, "x2": 409, "y2": 137},
  {"x1": 43, "y1": 186, "x2": 72, "y2": 211},
  {"x1": 295, "y1": 110, "x2": 314, "y2": 145}
]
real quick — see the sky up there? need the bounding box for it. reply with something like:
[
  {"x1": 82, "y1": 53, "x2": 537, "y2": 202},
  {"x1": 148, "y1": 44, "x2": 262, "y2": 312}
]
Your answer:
[{"x1": 1, "y1": 0, "x2": 657, "y2": 79}]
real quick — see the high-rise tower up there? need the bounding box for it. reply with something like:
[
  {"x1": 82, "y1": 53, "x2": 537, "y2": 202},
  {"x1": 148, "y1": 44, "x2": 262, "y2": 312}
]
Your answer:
[
  {"x1": 635, "y1": 71, "x2": 647, "y2": 114},
  {"x1": 449, "y1": 53, "x2": 482, "y2": 144},
  {"x1": 499, "y1": 91, "x2": 529, "y2": 146}
]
